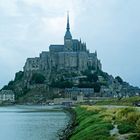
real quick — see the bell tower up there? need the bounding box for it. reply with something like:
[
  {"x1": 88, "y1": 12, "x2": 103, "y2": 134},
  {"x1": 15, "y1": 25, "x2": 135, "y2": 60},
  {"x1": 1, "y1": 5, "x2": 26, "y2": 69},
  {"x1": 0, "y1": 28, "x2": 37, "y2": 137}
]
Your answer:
[{"x1": 64, "y1": 12, "x2": 73, "y2": 51}]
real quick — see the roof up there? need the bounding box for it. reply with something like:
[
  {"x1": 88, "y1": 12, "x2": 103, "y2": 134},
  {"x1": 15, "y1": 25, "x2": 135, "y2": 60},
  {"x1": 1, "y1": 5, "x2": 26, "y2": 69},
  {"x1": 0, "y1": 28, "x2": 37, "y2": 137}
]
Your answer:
[
  {"x1": 64, "y1": 30, "x2": 72, "y2": 39},
  {"x1": 65, "y1": 88, "x2": 94, "y2": 92},
  {"x1": 72, "y1": 39, "x2": 79, "y2": 42},
  {"x1": 49, "y1": 45, "x2": 64, "y2": 52}
]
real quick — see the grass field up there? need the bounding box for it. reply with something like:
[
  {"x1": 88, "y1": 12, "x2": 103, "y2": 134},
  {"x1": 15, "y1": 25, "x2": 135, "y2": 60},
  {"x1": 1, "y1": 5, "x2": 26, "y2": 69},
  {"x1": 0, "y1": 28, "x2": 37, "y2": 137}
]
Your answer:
[
  {"x1": 70, "y1": 105, "x2": 140, "y2": 140},
  {"x1": 95, "y1": 96, "x2": 140, "y2": 106}
]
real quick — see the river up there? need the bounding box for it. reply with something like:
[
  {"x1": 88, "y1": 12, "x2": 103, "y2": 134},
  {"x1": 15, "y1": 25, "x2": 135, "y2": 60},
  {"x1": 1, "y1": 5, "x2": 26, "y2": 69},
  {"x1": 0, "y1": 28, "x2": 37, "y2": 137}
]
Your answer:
[{"x1": 0, "y1": 105, "x2": 70, "y2": 140}]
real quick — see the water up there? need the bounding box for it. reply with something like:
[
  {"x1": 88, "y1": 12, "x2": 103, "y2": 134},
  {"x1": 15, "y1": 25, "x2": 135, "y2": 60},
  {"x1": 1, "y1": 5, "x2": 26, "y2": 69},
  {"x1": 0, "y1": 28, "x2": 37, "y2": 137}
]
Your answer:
[{"x1": 0, "y1": 105, "x2": 70, "y2": 140}]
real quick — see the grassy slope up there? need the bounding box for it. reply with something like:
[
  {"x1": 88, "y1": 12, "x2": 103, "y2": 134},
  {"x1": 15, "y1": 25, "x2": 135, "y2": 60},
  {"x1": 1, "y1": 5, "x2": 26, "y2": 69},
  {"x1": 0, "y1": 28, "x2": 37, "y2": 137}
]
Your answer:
[
  {"x1": 70, "y1": 106, "x2": 140, "y2": 140},
  {"x1": 70, "y1": 106, "x2": 114, "y2": 140}
]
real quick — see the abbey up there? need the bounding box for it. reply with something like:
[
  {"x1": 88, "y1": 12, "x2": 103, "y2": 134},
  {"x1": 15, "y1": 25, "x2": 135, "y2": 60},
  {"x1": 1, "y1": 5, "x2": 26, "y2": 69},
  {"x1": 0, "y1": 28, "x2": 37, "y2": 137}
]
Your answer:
[{"x1": 24, "y1": 13, "x2": 102, "y2": 81}]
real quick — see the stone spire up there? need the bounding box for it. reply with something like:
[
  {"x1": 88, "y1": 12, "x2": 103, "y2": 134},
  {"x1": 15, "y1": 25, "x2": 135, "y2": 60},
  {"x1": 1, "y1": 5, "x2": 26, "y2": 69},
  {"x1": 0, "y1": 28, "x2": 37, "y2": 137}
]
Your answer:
[
  {"x1": 64, "y1": 11, "x2": 72, "y2": 40},
  {"x1": 67, "y1": 11, "x2": 70, "y2": 31}
]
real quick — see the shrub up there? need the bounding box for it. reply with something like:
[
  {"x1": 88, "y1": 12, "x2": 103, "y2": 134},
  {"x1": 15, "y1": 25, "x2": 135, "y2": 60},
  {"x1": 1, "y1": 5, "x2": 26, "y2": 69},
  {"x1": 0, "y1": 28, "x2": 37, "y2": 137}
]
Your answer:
[
  {"x1": 116, "y1": 108, "x2": 136, "y2": 121},
  {"x1": 128, "y1": 135, "x2": 140, "y2": 140},
  {"x1": 118, "y1": 122, "x2": 135, "y2": 134},
  {"x1": 127, "y1": 112, "x2": 140, "y2": 124}
]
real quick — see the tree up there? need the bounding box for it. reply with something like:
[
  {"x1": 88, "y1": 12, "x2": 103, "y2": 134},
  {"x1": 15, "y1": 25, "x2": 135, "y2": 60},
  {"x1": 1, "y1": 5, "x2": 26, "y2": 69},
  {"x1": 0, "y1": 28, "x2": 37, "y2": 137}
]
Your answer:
[
  {"x1": 78, "y1": 83, "x2": 93, "y2": 88},
  {"x1": 8, "y1": 80, "x2": 14, "y2": 86},
  {"x1": 50, "y1": 80, "x2": 73, "y2": 88},
  {"x1": 97, "y1": 70, "x2": 109, "y2": 81},
  {"x1": 2, "y1": 85, "x2": 10, "y2": 90},
  {"x1": 87, "y1": 73, "x2": 98, "y2": 83},
  {"x1": 14, "y1": 71, "x2": 24, "y2": 81},
  {"x1": 30, "y1": 73, "x2": 45, "y2": 84},
  {"x1": 115, "y1": 76, "x2": 123, "y2": 84},
  {"x1": 82, "y1": 70, "x2": 99, "y2": 83}
]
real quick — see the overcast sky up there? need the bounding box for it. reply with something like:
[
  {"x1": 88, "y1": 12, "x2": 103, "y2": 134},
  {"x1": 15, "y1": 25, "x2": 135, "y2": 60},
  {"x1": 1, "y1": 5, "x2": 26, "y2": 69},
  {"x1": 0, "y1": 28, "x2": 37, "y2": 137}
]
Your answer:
[{"x1": 0, "y1": 0, "x2": 140, "y2": 88}]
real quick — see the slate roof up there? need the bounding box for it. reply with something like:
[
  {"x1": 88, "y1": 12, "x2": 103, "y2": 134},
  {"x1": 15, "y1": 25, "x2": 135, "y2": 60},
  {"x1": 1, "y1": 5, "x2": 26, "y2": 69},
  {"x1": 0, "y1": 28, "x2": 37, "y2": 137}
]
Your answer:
[{"x1": 49, "y1": 45, "x2": 64, "y2": 52}]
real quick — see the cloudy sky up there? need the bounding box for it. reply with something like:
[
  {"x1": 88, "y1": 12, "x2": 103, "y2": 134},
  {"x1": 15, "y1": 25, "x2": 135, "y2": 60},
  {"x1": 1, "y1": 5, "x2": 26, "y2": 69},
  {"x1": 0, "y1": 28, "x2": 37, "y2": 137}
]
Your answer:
[{"x1": 0, "y1": 0, "x2": 140, "y2": 88}]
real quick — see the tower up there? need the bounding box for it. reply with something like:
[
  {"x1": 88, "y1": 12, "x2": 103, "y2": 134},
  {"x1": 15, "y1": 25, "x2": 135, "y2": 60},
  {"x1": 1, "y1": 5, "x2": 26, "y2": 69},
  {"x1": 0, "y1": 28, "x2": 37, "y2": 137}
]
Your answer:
[{"x1": 64, "y1": 12, "x2": 73, "y2": 51}]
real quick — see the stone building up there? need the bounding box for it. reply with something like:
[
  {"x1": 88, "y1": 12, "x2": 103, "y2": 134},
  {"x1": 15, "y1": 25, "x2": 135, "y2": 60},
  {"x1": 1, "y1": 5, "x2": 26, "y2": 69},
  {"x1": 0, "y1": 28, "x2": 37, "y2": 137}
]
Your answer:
[
  {"x1": 64, "y1": 87, "x2": 94, "y2": 99},
  {"x1": 0, "y1": 90, "x2": 15, "y2": 102},
  {"x1": 23, "y1": 13, "x2": 102, "y2": 83}
]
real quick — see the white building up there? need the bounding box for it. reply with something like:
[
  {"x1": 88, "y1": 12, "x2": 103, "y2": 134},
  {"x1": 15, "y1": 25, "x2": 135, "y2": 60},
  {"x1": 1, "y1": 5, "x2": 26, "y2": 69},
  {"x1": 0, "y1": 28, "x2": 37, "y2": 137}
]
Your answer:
[{"x1": 0, "y1": 90, "x2": 15, "y2": 102}]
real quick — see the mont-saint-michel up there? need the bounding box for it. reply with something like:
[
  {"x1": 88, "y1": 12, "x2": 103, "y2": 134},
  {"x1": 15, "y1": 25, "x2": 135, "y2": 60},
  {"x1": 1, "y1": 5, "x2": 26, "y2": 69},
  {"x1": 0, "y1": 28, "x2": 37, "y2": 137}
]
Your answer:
[
  {"x1": 24, "y1": 13, "x2": 101, "y2": 85},
  {"x1": 0, "y1": 13, "x2": 140, "y2": 104},
  {"x1": 0, "y1": 3, "x2": 140, "y2": 139}
]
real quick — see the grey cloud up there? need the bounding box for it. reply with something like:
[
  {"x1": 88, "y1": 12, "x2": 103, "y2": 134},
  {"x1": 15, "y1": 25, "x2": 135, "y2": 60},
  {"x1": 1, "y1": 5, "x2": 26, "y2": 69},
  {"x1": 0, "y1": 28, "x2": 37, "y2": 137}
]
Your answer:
[{"x1": 0, "y1": 0, "x2": 140, "y2": 88}]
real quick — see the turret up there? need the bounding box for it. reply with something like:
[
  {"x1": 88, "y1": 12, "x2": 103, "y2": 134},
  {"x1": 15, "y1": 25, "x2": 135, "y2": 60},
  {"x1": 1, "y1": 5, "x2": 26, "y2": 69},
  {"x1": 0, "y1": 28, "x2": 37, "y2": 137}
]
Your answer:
[{"x1": 95, "y1": 50, "x2": 97, "y2": 57}]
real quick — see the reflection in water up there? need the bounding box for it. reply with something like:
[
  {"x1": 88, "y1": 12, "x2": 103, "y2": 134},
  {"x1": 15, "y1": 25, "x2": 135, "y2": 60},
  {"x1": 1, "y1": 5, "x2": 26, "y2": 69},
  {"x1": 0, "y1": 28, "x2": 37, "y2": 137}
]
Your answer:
[{"x1": 0, "y1": 106, "x2": 69, "y2": 140}]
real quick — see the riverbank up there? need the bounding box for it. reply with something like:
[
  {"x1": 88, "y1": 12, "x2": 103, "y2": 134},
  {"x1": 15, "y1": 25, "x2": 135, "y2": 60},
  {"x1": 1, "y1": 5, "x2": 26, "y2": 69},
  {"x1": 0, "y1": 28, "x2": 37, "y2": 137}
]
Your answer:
[
  {"x1": 68, "y1": 105, "x2": 140, "y2": 140},
  {"x1": 59, "y1": 108, "x2": 76, "y2": 140}
]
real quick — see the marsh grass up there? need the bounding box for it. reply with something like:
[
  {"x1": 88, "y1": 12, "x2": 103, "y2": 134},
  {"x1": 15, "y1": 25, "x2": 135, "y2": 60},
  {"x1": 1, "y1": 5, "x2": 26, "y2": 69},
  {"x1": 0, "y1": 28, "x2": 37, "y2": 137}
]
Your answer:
[
  {"x1": 70, "y1": 106, "x2": 114, "y2": 140},
  {"x1": 70, "y1": 106, "x2": 140, "y2": 140},
  {"x1": 114, "y1": 107, "x2": 140, "y2": 136}
]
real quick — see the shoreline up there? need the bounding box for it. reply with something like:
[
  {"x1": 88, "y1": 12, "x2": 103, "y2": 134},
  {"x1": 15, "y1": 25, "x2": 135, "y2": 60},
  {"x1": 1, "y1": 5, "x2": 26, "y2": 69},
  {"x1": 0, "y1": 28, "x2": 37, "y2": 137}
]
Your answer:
[
  {"x1": 0, "y1": 104, "x2": 72, "y2": 139},
  {"x1": 66, "y1": 105, "x2": 140, "y2": 140},
  {"x1": 59, "y1": 107, "x2": 76, "y2": 140},
  {"x1": 0, "y1": 104, "x2": 76, "y2": 140}
]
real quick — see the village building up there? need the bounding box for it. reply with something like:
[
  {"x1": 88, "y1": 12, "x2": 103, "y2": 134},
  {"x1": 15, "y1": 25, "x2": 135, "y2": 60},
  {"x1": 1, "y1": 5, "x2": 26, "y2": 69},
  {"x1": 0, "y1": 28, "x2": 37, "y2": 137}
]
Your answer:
[
  {"x1": 0, "y1": 90, "x2": 15, "y2": 102},
  {"x1": 64, "y1": 87, "x2": 94, "y2": 99}
]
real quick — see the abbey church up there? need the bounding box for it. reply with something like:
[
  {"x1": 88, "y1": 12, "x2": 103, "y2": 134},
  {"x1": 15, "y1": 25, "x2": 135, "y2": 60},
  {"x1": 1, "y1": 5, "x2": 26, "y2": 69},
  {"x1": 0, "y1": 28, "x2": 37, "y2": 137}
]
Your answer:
[{"x1": 23, "y1": 13, "x2": 102, "y2": 81}]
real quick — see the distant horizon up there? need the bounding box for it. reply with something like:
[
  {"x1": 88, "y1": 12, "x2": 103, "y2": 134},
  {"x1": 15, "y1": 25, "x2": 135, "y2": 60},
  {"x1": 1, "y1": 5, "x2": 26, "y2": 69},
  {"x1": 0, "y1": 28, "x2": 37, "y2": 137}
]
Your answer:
[{"x1": 0, "y1": 0, "x2": 140, "y2": 89}]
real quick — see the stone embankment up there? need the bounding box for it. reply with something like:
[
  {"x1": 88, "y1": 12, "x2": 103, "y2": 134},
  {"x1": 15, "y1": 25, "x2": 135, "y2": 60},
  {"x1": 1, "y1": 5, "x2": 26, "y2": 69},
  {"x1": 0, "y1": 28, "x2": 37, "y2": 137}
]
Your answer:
[{"x1": 59, "y1": 108, "x2": 76, "y2": 140}]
